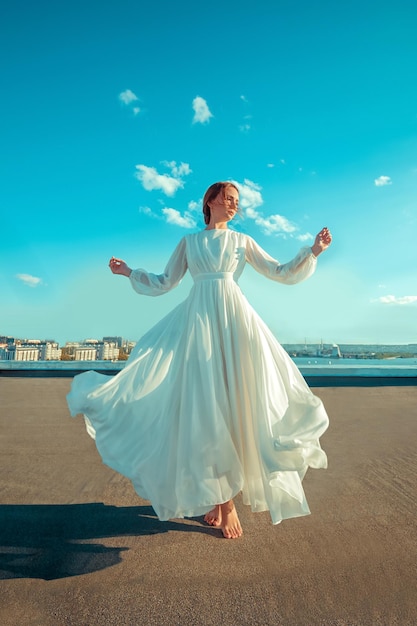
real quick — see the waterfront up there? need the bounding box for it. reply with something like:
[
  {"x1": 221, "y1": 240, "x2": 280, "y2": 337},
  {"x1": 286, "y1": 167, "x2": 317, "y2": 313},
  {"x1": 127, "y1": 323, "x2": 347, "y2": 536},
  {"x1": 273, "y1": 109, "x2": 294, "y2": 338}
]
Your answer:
[
  {"x1": 293, "y1": 356, "x2": 417, "y2": 366},
  {"x1": 2, "y1": 356, "x2": 417, "y2": 371},
  {"x1": 2, "y1": 357, "x2": 417, "y2": 389}
]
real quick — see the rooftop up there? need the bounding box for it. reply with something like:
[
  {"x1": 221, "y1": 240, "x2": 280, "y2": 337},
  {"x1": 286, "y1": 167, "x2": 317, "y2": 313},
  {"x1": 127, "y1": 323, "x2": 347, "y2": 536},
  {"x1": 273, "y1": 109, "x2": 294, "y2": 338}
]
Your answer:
[{"x1": 1, "y1": 378, "x2": 416, "y2": 625}]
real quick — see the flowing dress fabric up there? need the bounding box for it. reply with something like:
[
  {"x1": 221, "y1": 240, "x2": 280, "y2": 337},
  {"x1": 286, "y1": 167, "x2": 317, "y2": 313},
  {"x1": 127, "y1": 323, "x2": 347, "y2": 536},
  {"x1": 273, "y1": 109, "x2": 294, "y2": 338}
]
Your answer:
[{"x1": 67, "y1": 230, "x2": 329, "y2": 524}]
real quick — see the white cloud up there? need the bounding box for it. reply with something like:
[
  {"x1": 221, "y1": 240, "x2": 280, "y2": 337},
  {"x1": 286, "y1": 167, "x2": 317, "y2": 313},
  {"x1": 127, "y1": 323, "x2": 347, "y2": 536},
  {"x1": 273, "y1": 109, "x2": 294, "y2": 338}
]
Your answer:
[
  {"x1": 374, "y1": 175, "x2": 392, "y2": 187},
  {"x1": 233, "y1": 179, "x2": 298, "y2": 236},
  {"x1": 119, "y1": 89, "x2": 138, "y2": 105},
  {"x1": 188, "y1": 200, "x2": 199, "y2": 212},
  {"x1": 253, "y1": 214, "x2": 298, "y2": 236},
  {"x1": 267, "y1": 163, "x2": 275, "y2": 168},
  {"x1": 16, "y1": 274, "x2": 42, "y2": 288},
  {"x1": 139, "y1": 203, "x2": 197, "y2": 227},
  {"x1": 372, "y1": 295, "x2": 417, "y2": 305},
  {"x1": 138, "y1": 206, "x2": 160, "y2": 218},
  {"x1": 240, "y1": 95, "x2": 248, "y2": 103},
  {"x1": 162, "y1": 161, "x2": 192, "y2": 178},
  {"x1": 162, "y1": 208, "x2": 196, "y2": 229},
  {"x1": 192, "y1": 96, "x2": 213, "y2": 124},
  {"x1": 135, "y1": 165, "x2": 185, "y2": 196},
  {"x1": 233, "y1": 179, "x2": 263, "y2": 211},
  {"x1": 132, "y1": 107, "x2": 141, "y2": 116},
  {"x1": 239, "y1": 123, "x2": 251, "y2": 133},
  {"x1": 297, "y1": 232, "x2": 314, "y2": 242}
]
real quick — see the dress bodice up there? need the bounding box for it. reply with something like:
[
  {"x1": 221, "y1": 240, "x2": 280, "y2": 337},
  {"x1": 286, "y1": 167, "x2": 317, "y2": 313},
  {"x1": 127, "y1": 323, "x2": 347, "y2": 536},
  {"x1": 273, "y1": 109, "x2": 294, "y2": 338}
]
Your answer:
[
  {"x1": 186, "y1": 230, "x2": 246, "y2": 281},
  {"x1": 128, "y1": 229, "x2": 317, "y2": 297}
]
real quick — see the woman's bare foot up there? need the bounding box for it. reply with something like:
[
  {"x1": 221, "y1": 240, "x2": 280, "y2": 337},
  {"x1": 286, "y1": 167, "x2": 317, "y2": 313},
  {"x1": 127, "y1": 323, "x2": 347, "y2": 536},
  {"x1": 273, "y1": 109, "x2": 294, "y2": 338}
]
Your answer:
[
  {"x1": 204, "y1": 505, "x2": 222, "y2": 527},
  {"x1": 220, "y1": 500, "x2": 243, "y2": 539}
]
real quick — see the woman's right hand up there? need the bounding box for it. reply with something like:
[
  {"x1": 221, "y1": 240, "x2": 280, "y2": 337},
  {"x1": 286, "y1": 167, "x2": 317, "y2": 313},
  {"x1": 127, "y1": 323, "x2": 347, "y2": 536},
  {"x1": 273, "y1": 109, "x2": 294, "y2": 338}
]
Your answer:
[{"x1": 109, "y1": 257, "x2": 132, "y2": 277}]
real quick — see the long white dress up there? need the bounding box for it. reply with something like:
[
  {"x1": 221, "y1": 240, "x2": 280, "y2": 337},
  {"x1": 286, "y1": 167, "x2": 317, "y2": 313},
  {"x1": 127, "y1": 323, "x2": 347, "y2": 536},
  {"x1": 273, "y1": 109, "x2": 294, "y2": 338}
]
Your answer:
[{"x1": 67, "y1": 229, "x2": 329, "y2": 525}]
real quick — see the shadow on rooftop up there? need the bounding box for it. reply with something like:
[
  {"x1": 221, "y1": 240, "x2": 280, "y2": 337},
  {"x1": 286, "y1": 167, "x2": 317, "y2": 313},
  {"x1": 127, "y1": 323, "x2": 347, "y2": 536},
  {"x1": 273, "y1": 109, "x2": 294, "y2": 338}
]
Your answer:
[{"x1": 0, "y1": 502, "x2": 214, "y2": 581}]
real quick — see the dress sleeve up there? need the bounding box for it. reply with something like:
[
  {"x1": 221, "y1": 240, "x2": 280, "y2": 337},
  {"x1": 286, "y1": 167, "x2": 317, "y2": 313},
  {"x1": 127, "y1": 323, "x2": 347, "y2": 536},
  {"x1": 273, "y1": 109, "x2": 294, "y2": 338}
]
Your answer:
[
  {"x1": 245, "y1": 236, "x2": 317, "y2": 285},
  {"x1": 129, "y1": 237, "x2": 188, "y2": 296}
]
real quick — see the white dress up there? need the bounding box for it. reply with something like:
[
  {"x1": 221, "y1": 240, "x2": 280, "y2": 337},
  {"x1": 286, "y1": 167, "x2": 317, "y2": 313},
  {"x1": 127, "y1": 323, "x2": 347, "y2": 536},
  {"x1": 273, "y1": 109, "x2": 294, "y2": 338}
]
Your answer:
[{"x1": 67, "y1": 229, "x2": 329, "y2": 524}]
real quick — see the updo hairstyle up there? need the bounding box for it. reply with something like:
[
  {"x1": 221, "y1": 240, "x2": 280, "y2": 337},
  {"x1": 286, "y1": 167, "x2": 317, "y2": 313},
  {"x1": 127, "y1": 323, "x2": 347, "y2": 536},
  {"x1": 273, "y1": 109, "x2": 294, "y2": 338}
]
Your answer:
[{"x1": 202, "y1": 182, "x2": 239, "y2": 225}]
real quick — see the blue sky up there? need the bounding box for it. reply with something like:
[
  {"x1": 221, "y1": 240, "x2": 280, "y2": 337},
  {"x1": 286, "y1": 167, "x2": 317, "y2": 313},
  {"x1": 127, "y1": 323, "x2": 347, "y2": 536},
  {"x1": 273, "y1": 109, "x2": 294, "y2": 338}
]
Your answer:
[{"x1": 1, "y1": 0, "x2": 417, "y2": 346}]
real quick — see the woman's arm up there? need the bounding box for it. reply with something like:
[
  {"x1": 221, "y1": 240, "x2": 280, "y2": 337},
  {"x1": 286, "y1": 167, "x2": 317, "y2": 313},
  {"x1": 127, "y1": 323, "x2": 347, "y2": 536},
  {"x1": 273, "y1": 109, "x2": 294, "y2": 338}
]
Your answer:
[
  {"x1": 245, "y1": 227, "x2": 332, "y2": 285},
  {"x1": 109, "y1": 237, "x2": 188, "y2": 297}
]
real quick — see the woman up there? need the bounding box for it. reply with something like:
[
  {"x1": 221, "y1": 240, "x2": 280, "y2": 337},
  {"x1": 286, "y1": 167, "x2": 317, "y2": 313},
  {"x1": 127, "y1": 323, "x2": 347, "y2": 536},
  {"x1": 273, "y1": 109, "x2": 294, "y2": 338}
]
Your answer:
[{"x1": 67, "y1": 181, "x2": 332, "y2": 539}]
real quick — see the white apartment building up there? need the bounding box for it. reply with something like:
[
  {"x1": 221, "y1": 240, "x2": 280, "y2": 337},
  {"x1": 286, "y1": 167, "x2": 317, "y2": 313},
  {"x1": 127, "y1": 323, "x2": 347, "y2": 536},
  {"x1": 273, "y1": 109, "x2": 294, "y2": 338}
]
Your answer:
[
  {"x1": 97, "y1": 342, "x2": 120, "y2": 360},
  {"x1": 7, "y1": 346, "x2": 40, "y2": 361},
  {"x1": 74, "y1": 347, "x2": 97, "y2": 361},
  {"x1": 40, "y1": 342, "x2": 62, "y2": 361}
]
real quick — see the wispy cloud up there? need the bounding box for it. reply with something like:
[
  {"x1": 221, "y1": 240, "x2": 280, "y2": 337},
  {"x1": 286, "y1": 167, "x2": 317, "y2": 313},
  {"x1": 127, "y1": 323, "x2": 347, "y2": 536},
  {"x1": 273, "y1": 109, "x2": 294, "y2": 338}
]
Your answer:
[
  {"x1": 192, "y1": 96, "x2": 213, "y2": 124},
  {"x1": 252, "y1": 214, "x2": 298, "y2": 235},
  {"x1": 239, "y1": 113, "x2": 252, "y2": 133},
  {"x1": 234, "y1": 179, "x2": 263, "y2": 212},
  {"x1": 162, "y1": 161, "x2": 192, "y2": 178},
  {"x1": 119, "y1": 89, "x2": 139, "y2": 105},
  {"x1": 233, "y1": 179, "x2": 299, "y2": 236},
  {"x1": 372, "y1": 295, "x2": 417, "y2": 305},
  {"x1": 297, "y1": 232, "x2": 314, "y2": 242},
  {"x1": 187, "y1": 200, "x2": 199, "y2": 212},
  {"x1": 162, "y1": 208, "x2": 196, "y2": 229},
  {"x1": 135, "y1": 161, "x2": 191, "y2": 196},
  {"x1": 139, "y1": 201, "x2": 197, "y2": 228},
  {"x1": 135, "y1": 166, "x2": 181, "y2": 196},
  {"x1": 374, "y1": 175, "x2": 392, "y2": 187},
  {"x1": 119, "y1": 89, "x2": 141, "y2": 116},
  {"x1": 138, "y1": 206, "x2": 160, "y2": 219},
  {"x1": 16, "y1": 274, "x2": 42, "y2": 288}
]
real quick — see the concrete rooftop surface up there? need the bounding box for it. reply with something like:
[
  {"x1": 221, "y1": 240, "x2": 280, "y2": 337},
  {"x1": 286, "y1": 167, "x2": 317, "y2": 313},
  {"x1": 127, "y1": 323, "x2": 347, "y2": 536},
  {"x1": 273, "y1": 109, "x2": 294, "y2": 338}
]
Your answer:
[{"x1": 1, "y1": 378, "x2": 416, "y2": 626}]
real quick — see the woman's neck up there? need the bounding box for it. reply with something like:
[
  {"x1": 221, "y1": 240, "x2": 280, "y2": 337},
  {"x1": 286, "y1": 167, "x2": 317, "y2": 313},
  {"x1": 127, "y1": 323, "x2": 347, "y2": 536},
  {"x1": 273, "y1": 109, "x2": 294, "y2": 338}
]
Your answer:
[{"x1": 205, "y1": 221, "x2": 229, "y2": 230}]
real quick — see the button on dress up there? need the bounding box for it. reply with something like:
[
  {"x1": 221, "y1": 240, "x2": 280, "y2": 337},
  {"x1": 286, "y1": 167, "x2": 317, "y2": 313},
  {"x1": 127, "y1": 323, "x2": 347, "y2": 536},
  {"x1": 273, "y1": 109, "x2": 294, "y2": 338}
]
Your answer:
[{"x1": 67, "y1": 229, "x2": 329, "y2": 524}]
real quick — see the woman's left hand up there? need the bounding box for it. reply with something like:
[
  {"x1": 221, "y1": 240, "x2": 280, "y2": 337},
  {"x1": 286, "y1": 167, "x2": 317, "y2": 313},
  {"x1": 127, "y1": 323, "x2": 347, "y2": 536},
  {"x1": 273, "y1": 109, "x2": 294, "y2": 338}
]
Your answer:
[{"x1": 312, "y1": 227, "x2": 332, "y2": 257}]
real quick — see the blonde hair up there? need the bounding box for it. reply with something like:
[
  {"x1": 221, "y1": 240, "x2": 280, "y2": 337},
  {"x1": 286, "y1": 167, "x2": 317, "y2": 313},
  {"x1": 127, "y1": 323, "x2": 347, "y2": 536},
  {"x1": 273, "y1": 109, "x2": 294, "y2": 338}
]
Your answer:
[{"x1": 202, "y1": 182, "x2": 239, "y2": 225}]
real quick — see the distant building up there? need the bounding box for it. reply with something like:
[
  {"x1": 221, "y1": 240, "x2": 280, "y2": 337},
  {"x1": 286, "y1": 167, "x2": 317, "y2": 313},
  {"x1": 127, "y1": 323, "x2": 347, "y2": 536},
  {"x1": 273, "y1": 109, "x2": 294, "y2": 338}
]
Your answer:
[
  {"x1": 40, "y1": 342, "x2": 62, "y2": 361},
  {"x1": 315, "y1": 341, "x2": 342, "y2": 358},
  {"x1": 124, "y1": 341, "x2": 136, "y2": 355},
  {"x1": 63, "y1": 342, "x2": 98, "y2": 361},
  {"x1": 331, "y1": 344, "x2": 342, "y2": 358},
  {"x1": 97, "y1": 342, "x2": 120, "y2": 360},
  {"x1": 103, "y1": 336, "x2": 124, "y2": 348},
  {"x1": 0, "y1": 336, "x2": 15, "y2": 345},
  {"x1": 74, "y1": 347, "x2": 97, "y2": 361},
  {"x1": 7, "y1": 345, "x2": 40, "y2": 361}
]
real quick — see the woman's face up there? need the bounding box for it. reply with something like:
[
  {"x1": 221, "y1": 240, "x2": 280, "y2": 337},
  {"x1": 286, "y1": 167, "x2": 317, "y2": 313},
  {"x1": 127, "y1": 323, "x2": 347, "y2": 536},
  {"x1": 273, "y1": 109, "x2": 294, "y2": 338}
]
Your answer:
[{"x1": 208, "y1": 186, "x2": 239, "y2": 222}]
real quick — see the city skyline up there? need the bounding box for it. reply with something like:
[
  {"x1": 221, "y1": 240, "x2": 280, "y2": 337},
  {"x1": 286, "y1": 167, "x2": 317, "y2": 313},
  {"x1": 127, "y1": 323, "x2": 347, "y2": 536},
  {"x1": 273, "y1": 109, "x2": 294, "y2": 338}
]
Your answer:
[
  {"x1": 1, "y1": 1, "x2": 417, "y2": 345},
  {"x1": 2, "y1": 334, "x2": 417, "y2": 350}
]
